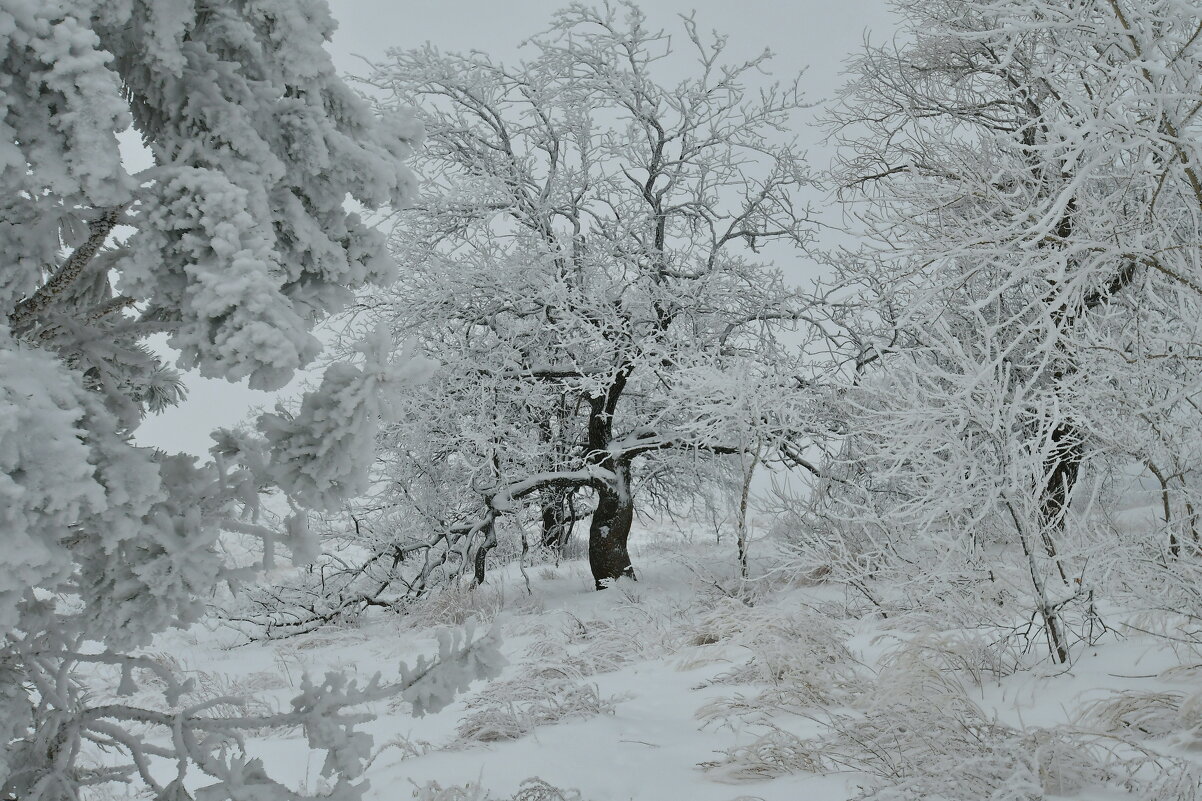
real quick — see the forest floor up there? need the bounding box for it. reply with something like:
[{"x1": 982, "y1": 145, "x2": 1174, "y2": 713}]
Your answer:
[{"x1": 113, "y1": 523, "x2": 1202, "y2": 801}]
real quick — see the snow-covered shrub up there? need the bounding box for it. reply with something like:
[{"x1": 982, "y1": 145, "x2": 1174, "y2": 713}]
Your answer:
[
  {"x1": 454, "y1": 676, "x2": 624, "y2": 744},
  {"x1": 448, "y1": 608, "x2": 672, "y2": 745},
  {"x1": 371, "y1": 733, "x2": 435, "y2": 765},
  {"x1": 705, "y1": 637, "x2": 1202, "y2": 800},
  {"x1": 1139, "y1": 767, "x2": 1202, "y2": 801},
  {"x1": 412, "y1": 782, "x2": 490, "y2": 801},
  {"x1": 701, "y1": 725, "x2": 824, "y2": 782},
  {"x1": 704, "y1": 679, "x2": 1193, "y2": 799},
  {"x1": 1079, "y1": 688, "x2": 1202, "y2": 747},
  {"x1": 404, "y1": 582, "x2": 511, "y2": 630},
  {"x1": 871, "y1": 628, "x2": 1030, "y2": 687},
  {"x1": 1102, "y1": 532, "x2": 1202, "y2": 648},
  {"x1": 554, "y1": 611, "x2": 670, "y2": 674},
  {"x1": 508, "y1": 781, "x2": 585, "y2": 801},
  {"x1": 691, "y1": 598, "x2": 862, "y2": 726}
]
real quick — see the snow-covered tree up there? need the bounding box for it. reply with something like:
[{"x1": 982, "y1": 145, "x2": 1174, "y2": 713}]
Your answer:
[
  {"x1": 330, "y1": 3, "x2": 820, "y2": 593},
  {"x1": 0, "y1": 1, "x2": 499, "y2": 797},
  {"x1": 812, "y1": 0, "x2": 1202, "y2": 661}
]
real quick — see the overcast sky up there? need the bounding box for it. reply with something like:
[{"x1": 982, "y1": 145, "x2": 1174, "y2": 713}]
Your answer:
[
  {"x1": 137, "y1": 0, "x2": 894, "y2": 457},
  {"x1": 324, "y1": 0, "x2": 889, "y2": 92}
]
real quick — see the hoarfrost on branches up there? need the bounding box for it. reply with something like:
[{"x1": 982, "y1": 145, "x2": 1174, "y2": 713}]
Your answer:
[
  {"x1": 277, "y1": 1, "x2": 826, "y2": 615},
  {"x1": 0, "y1": 0, "x2": 477, "y2": 798}
]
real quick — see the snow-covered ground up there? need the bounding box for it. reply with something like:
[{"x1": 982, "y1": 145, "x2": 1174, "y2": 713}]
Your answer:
[{"x1": 96, "y1": 527, "x2": 1202, "y2": 801}]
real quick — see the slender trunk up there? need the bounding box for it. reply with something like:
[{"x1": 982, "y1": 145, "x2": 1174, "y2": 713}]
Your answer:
[
  {"x1": 736, "y1": 444, "x2": 760, "y2": 580},
  {"x1": 1184, "y1": 492, "x2": 1199, "y2": 551},
  {"x1": 1147, "y1": 460, "x2": 1179, "y2": 558},
  {"x1": 540, "y1": 490, "x2": 576, "y2": 551},
  {"x1": 537, "y1": 397, "x2": 575, "y2": 552},
  {"x1": 1007, "y1": 499, "x2": 1070, "y2": 664},
  {"x1": 1039, "y1": 420, "x2": 1075, "y2": 585},
  {"x1": 1037, "y1": 198, "x2": 1081, "y2": 585},
  {"x1": 589, "y1": 462, "x2": 636, "y2": 590},
  {"x1": 1038, "y1": 252, "x2": 1138, "y2": 540},
  {"x1": 518, "y1": 523, "x2": 532, "y2": 595},
  {"x1": 1041, "y1": 422, "x2": 1080, "y2": 527},
  {"x1": 540, "y1": 502, "x2": 560, "y2": 549},
  {"x1": 1033, "y1": 185, "x2": 1133, "y2": 582}
]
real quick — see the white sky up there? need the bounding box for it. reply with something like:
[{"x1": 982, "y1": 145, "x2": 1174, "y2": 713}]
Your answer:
[{"x1": 137, "y1": 0, "x2": 893, "y2": 456}]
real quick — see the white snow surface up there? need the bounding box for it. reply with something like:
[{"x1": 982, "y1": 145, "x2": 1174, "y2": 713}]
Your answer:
[{"x1": 94, "y1": 526, "x2": 1202, "y2": 801}]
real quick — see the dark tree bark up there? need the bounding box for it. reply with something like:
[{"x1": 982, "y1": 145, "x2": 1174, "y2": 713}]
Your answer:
[
  {"x1": 1038, "y1": 259, "x2": 1137, "y2": 539},
  {"x1": 473, "y1": 543, "x2": 488, "y2": 586},
  {"x1": 1038, "y1": 418, "x2": 1077, "y2": 586},
  {"x1": 471, "y1": 514, "x2": 497, "y2": 586},
  {"x1": 588, "y1": 462, "x2": 636, "y2": 589},
  {"x1": 1041, "y1": 421, "x2": 1081, "y2": 528},
  {"x1": 584, "y1": 368, "x2": 637, "y2": 589}
]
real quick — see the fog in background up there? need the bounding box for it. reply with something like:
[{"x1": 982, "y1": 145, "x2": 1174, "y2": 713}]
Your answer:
[{"x1": 137, "y1": 0, "x2": 893, "y2": 457}]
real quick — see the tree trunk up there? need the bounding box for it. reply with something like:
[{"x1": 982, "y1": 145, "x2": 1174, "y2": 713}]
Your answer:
[
  {"x1": 540, "y1": 490, "x2": 576, "y2": 551},
  {"x1": 1147, "y1": 460, "x2": 1179, "y2": 558},
  {"x1": 1041, "y1": 421, "x2": 1081, "y2": 530},
  {"x1": 583, "y1": 368, "x2": 635, "y2": 589},
  {"x1": 537, "y1": 397, "x2": 576, "y2": 553},
  {"x1": 589, "y1": 463, "x2": 636, "y2": 590},
  {"x1": 1038, "y1": 420, "x2": 1076, "y2": 586},
  {"x1": 1007, "y1": 498, "x2": 1070, "y2": 664},
  {"x1": 470, "y1": 514, "x2": 497, "y2": 586},
  {"x1": 736, "y1": 443, "x2": 760, "y2": 580},
  {"x1": 473, "y1": 543, "x2": 488, "y2": 585},
  {"x1": 1185, "y1": 494, "x2": 1199, "y2": 552}
]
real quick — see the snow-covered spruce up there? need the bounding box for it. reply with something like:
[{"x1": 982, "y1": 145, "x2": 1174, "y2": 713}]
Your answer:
[{"x1": 0, "y1": 1, "x2": 481, "y2": 798}]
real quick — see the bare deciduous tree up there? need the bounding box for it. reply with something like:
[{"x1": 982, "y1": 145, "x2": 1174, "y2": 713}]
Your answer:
[
  {"x1": 341, "y1": 2, "x2": 820, "y2": 591},
  {"x1": 815, "y1": 0, "x2": 1202, "y2": 662}
]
